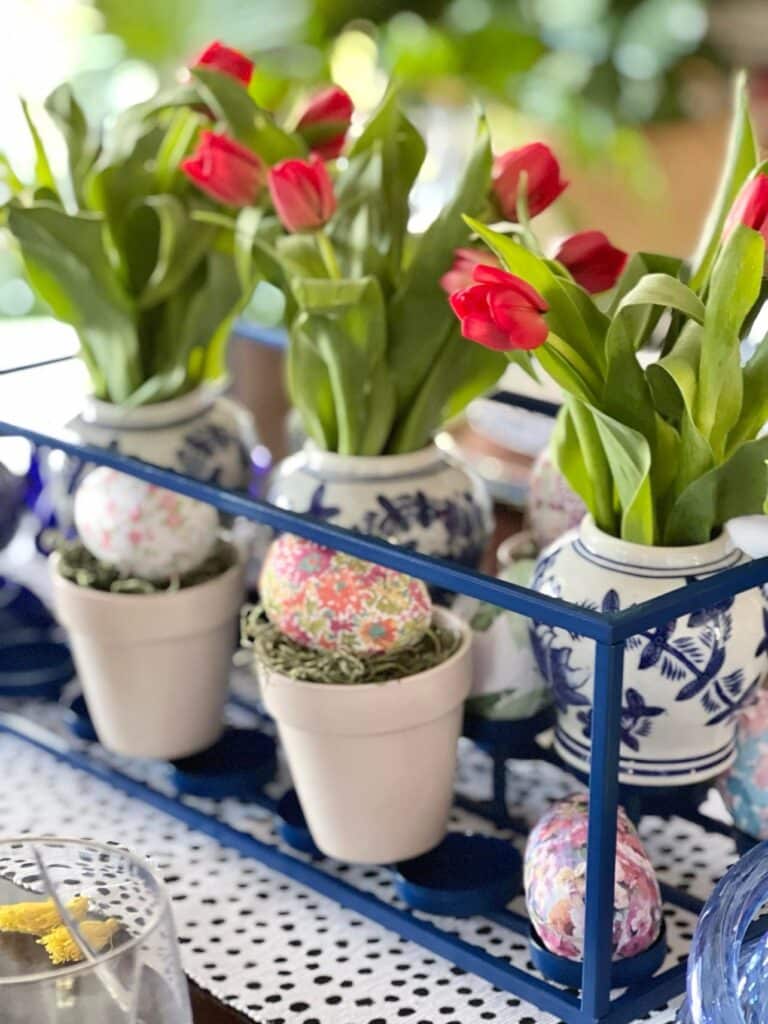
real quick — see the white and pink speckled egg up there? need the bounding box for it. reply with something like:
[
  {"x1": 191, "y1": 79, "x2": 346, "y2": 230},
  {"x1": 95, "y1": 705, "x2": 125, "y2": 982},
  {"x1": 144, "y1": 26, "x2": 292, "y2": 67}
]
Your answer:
[
  {"x1": 259, "y1": 533, "x2": 432, "y2": 655},
  {"x1": 524, "y1": 794, "x2": 662, "y2": 962},
  {"x1": 526, "y1": 447, "x2": 586, "y2": 550},
  {"x1": 74, "y1": 468, "x2": 219, "y2": 579}
]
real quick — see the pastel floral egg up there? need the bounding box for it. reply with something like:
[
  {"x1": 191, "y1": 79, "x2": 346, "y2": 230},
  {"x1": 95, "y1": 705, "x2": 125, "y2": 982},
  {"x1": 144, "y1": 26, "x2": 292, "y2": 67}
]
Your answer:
[
  {"x1": 526, "y1": 447, "x2": 586, "y2": 550},
  {"x1": 721, "y1": 689, "x2": 768, "y2": 840},
  {"x1": 260, "y1": 533, "x2": 432, "y2": 655},
  {"x1": 74, "y1": 468, "x2": 219, "y2": 579},
  {"x1": 524, "y1": 794, "x2": 662, "y2": 962}
]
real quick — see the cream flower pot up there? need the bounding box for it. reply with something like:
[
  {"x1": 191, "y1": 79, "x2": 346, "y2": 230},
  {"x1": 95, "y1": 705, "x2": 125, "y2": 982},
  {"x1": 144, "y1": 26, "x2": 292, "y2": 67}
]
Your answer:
[
  {"x1": 50, "y1": 551, "x2": 245, "y2": 759},
  {"x1": 258, "y1": 609, "x2": 473, "y2": 863}
]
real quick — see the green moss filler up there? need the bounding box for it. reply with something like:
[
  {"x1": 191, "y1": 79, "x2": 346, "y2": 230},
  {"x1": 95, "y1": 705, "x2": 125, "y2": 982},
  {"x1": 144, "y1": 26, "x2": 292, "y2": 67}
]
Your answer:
[
  {"x1": 241, "y1": 606, "x2": 461, "y2": 685},
  {"x1": 56, "y1": 539, "x2": 237, "y2": 594}
]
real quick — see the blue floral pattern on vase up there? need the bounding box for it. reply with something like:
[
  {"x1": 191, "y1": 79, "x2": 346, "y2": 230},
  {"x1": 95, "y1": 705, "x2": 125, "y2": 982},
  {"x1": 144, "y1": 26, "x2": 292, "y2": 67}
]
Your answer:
[
  {"x1": 529, "y1": 520, "x2": 768, "y2": 786},
  {"x1": 269, "y1": 445, "x2": 493, "y2": 578},
  {"x1": 304, "y1": 482, "x2": 487, "y2": 567}
]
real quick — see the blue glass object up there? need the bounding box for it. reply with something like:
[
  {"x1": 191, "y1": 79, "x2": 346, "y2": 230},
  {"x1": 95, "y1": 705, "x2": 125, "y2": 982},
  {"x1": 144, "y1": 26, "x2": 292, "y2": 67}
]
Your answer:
[{"x1": 679, "y1": 840, "x2": 768, "y2": 1023}]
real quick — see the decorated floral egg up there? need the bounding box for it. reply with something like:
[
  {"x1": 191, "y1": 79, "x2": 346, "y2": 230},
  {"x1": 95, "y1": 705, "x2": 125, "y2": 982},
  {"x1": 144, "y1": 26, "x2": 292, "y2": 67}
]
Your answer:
[
  {"x1": 721, "y1": 688, "x2": 768, "y2": 840},
  {"x1": 524, "y1": 794, "x2": 662, "y2": 962},
  {"x1": 260, "y1": 533, "x2": 432, "y2": 655},
  {"x1": 526, "y1": 446, "x2": 586, "y2": 550},
  {"x1": 74, "y1": 468, "x2": 219, "y2": 579}
]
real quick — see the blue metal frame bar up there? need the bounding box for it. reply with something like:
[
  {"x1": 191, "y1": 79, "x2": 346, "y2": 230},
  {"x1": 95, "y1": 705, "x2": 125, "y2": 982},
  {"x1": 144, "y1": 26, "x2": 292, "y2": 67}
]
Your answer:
[
  {"x1": 0, "y1": 354, "x2": 77, "y2": 376},
  {"x1": 2, "y1": 363, "x2": 765, "y2": 1022},
  {"x1": 490, "y1": 389, "x2": 561, "y2": 418},
  {"x1": 581, "y1": 642, "x2": 625, "y2": 1020},
  {"x1": 0, "y1": 422, "x2": 613, "y2": 640}
]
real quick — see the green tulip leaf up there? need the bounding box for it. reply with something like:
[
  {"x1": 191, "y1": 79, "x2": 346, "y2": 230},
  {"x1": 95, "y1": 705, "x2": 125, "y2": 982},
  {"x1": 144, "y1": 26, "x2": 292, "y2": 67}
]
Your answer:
[
  {"x1": 287, "y1": 321, "x2": 337, "y2": 450},
  {"x1": 7, "y1": 202, "x2": 141, "y2": 403},
  {"x1": 44, "y1": 84, "x2": 97, "y2": 203},
  {"x1": 386, "y1": 113, "x2": 491, "y2": 416},
  {"x1": 191, "y1": 68, "x2": 305, "y2": 162},
  {"x1": 696, "y1": 223, "x2": 764, "y2": 455},
  {"x1": 664, "y1": 435, "x2": 768, "y2": 545},
  {"x1": 20, "y1": 99, "x2": 58, "y2": 197},
  {"x1": 690, "y1": 72, "x2": 757, "y2": 293},
  {"x1": 590, "y1": 406, "x2": 655, "y2": 545}
]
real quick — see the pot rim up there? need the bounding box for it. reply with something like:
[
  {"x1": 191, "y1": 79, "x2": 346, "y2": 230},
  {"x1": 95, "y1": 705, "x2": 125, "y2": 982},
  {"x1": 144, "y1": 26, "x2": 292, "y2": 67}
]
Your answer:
[
  {"x1": 80, "y1": 380, "x2": 228, "y2": 430},
  {"x1": 257, "y1": 607, "x2": 471, "y2": 693},
  {"x1": 50, "y1": 544, "x2": 243, "y2": 605},
  {"x1": 579, "y1": 515, "x2": 739, "y2": 570}
]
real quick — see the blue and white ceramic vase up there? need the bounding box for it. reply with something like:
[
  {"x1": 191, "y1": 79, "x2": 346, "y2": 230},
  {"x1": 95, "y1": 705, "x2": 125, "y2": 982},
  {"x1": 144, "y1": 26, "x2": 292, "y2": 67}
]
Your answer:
[
  {"x1": 268, "y1": 443, "x2": 492, "y2": 567},
  {"x1": 46, "y1": 384, "x2": 257, "y2": 535},
  {"x1": 530, "y1": 516, "x2": 768, "y2": 786}
]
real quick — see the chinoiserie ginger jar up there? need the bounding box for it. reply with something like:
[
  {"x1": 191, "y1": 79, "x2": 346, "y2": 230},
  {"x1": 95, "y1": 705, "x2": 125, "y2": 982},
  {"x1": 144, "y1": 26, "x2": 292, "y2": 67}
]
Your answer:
[
  {"x1": 268, "y1": 443, "x2": 492, "y2": 568},
  {"x1": 530, "y1": 517, "x2": 768, "y2": 786}
]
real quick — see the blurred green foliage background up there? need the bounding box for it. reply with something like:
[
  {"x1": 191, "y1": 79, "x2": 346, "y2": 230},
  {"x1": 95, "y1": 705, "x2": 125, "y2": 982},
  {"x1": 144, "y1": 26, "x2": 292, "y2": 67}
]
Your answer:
[{"x1": 0, "y1": 0, "x2": 744, "y2": 319}]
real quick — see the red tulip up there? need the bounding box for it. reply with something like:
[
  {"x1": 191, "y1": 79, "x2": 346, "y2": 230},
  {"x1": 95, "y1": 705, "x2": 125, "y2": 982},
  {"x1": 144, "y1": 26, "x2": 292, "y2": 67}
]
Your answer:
[
  {"x1": 449, "y1": 264, "x2": 549, "y2": 351},
  {"x1": 492, "y1": 143, "x2": 567, "y2": 220},
  {"x1": 192, "y1": 40, "x2": 254, "y2": 86},
  {"x1": 440, "y1": 248, "x2": 501, "y2": 295},
  {"x1": 724, "y1": 174, "x2": 768, "y2": 246},
  {"x1": 181, "y1": 131, "x2": 265, "y2": 207},
  {"x1": 554, "y1": 230, "x2": 628, "y2": 293},
  {"x1": 268, "y1": 154, "x2": 337, "y2": 232},
  {"x1": 296, "y1": 86, "x2": 353, "y2": 160}
]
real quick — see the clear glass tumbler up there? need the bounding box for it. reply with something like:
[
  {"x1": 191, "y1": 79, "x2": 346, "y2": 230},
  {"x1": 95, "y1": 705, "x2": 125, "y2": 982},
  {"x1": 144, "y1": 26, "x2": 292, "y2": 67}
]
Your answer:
[
  {"x1": 0, "y1": 836, "x2": 192, "y2": 1023},
  {"x1": 679, "y1": 839, "x2": 768, "y2": 1023}
]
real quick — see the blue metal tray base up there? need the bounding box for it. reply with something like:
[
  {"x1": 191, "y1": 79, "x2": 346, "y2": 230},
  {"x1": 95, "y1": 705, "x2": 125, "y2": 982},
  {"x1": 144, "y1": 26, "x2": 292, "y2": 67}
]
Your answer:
[
  {"x1": 3, "y1": 358, "x2": 768, "y2": 1023},
  {"x1": 0, "y1": 704, "x2": 716, "y2": 1024}
]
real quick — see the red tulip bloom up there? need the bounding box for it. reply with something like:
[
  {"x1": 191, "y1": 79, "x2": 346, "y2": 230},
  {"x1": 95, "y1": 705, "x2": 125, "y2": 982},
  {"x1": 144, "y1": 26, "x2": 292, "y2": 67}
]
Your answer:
[
  {"x1": 440, "y1": 248, "x2": 501, "y2": 295},
  {"x1": 449, "y1": 265, "x2": 549, "y2": 351},
  {"x1": 492, "y1": 143, "x2": 568, "y2": 220},
  {"x1": 554, "y1": 230, "x2": 628, "y2": 293},
  {"x1": 192, "y1": 40, "x2": 254, "y2": 86},
  {"x1": 268, "y1": 154, "x2": 337, "y2": 232},
  {"x1": 724, "y1": 173, "x2": 768, "y2": 246},
  {"x1": 182, "y1": 131, "x2": 265, "y2": 207},
  {"x1": 296, "y1": 86, "x2": 353, "y2": 160}
]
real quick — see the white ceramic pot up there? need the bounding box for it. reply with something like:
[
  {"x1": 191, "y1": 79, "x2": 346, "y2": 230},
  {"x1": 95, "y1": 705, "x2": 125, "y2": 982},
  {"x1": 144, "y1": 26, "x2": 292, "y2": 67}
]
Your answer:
[
  {"x1": 50, "y1": 550, "x2": 245, "y2": 759},
  {"x1": 258, "y1": 609, "x2": 473, "y2": 863},
  {"x1": 74, "y1": 384, "x2": 256, "y2": 488},
  {"x1": 268, "y1": 443, "x2": 492, "y2": 567},
  {"x1": 530, "y1": 517, "x2": 768, "y2": 786},
  {"x1": 47, "y1": 385, "x2": 257, "y2": 536}
]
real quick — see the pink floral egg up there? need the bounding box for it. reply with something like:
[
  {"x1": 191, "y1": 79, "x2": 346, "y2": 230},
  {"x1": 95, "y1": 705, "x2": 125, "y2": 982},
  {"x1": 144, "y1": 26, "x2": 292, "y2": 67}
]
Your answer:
[
  {"x1": 526, "y1": 447, "x2": 586, "y2": 550},
  {"x1": 524, "y1": 794, "x2": 662, "y2": 962},
  {"x1": 74, "y1": 468, "x2": 219, "y2": 579},
  {"x1": 260, "y1": 534, "x2": 432, "y2": 655}
]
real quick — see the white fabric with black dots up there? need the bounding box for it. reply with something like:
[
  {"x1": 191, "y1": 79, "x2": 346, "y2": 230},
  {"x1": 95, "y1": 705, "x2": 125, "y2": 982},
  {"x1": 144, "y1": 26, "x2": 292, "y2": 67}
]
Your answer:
[{"x1": 0, "y1": 699, "x2": 732, "y2": 1024}]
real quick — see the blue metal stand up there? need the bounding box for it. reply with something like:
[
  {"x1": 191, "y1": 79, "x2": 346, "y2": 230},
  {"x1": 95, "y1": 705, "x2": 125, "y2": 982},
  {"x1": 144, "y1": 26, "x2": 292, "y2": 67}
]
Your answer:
[{"x1": 1, "y1": 353, "x2": 766, "y2": 1023}]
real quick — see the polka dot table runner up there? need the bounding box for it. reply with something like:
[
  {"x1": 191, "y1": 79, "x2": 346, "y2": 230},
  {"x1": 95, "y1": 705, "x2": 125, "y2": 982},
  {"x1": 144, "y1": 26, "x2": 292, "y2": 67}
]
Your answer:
[{"x1": 0, "y1": 698, "x2": 736, "y2": 1023}]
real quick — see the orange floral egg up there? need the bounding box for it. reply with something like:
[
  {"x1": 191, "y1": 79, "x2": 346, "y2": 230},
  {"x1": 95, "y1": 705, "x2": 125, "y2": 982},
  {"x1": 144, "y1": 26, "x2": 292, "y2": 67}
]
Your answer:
[{"x1": 259, "y1": 534, "x2": 432, "y2": 655}]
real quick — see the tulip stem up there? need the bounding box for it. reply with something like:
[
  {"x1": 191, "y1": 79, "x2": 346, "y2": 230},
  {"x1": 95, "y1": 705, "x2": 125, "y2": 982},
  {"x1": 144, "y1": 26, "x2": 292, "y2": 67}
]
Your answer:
[
  {"x1": 316, "y1": 231, "x2": 341, "y2": 279},
  {"x1": 516, "y1": 175, "x2": 543, "y2": 257}
]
